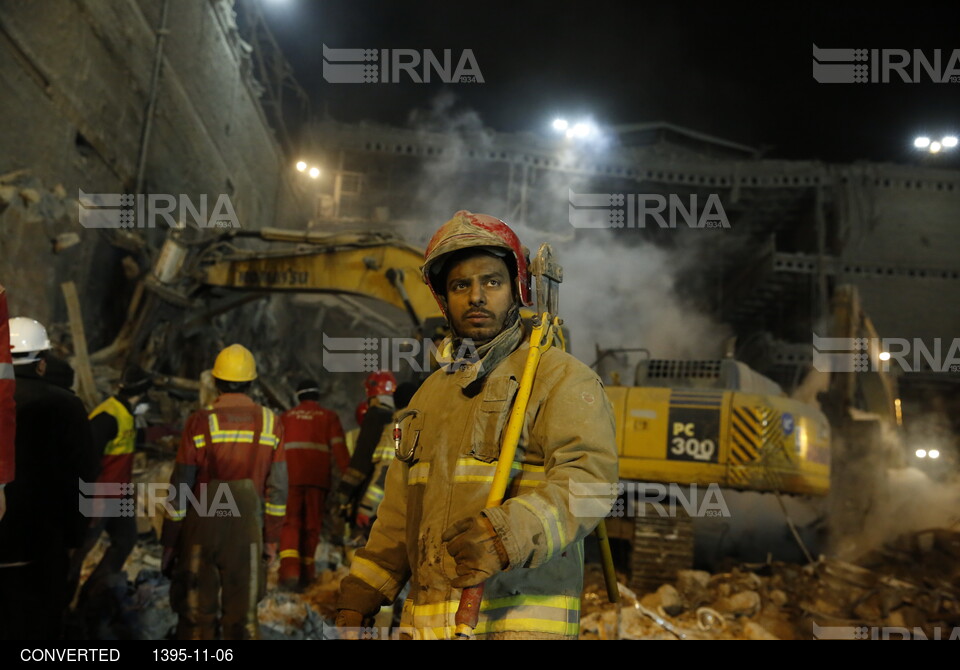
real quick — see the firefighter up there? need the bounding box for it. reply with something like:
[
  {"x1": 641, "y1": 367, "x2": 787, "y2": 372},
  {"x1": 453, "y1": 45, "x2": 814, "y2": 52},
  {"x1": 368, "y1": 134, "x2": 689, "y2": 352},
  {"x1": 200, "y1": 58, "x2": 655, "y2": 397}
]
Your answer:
[
  {"x1": 67, "y1": 365, "x2": 152, "y2": 609},
  {"x1": 160, "y1": 344, "x2": 287, "y2": 640},
  {"x1": 344, "y1": 401, "x2": 368, "y2": 456},
  {"x1": 0, "y1": 285, "x2": 14, "y2": 522},
  {"x1": 353, "y1": 381, "x2": 418, "y2": 530},
  {"x1": 333, "y1": 371, "x2": 397, "y2": 525},
  {"x1": 0, "y1": 317, "x2": 97, "y2": 640},
  {"x1": 277, "y1": 378, "x2": 349, "y2": 590},
  {"x1": 336, "y1": 211, "x2": 618, "y2": 639}
]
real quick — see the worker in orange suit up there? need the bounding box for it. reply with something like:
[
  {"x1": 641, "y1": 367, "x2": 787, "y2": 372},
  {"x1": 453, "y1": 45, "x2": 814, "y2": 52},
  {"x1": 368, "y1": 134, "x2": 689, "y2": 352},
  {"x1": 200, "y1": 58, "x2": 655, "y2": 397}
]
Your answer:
[
  {"x1": 161, "y1": 344, "x2": 287, "y2": 640},
  {"x1": 278, "y1": 379, "x2": 349, "y2": 590}
]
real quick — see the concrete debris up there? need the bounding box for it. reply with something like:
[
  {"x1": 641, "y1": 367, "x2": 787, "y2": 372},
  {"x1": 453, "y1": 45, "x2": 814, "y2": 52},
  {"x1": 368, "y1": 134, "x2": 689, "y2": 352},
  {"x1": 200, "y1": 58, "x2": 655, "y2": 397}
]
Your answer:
[
  {"x1": 580, "y1": 528, "x2": 960, "y2": 639},
  {"x1": 64, "y1": 526, "x2": 960, "y2": 640},
  {"x1": 714, "y1": 590, "x2": 762, "y2": 617},
  {"x1": 655, "y1": 583, "x2": 684, "y2": 616},
  {"x1": 674, "y1": 569, "x2": 712, "y2": 607},
  {"x1": 54, "y1": 232, "x2": 81, "y2": 253},
  {"x1": 131, "y1": 571, "x2": 178, "y2": 640},
  {"x1": 258, "y1": 565, "x2": 362, "y2": 639},
  {"x1": 258, "y1": 592, "x2": 328, "y2": 640},
  {"x1": 69, "y1": 537, "x2": 176, "y2": 640},
  {"x1": 0, "y1": 171, "x2": 78, "y2": 233},
  {"x1": 299, "y1": 566, "x2": 351, "y2": 622},
  {"x1": 19, "y1": 188, "x2": 41, "y2": 204}
]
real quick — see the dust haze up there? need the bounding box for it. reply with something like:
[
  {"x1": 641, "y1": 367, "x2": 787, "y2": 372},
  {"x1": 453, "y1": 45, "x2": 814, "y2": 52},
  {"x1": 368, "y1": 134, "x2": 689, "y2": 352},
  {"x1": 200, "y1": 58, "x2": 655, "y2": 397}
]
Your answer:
[{"x1": 398, "y1": 93, "x2": 733, "y2": 368}]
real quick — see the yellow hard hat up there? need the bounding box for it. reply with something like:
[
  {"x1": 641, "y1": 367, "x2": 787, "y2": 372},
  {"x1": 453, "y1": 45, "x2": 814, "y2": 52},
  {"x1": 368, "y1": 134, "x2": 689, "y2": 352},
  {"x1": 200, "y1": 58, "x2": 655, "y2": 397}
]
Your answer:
[{"x1": 212, "y1": 344, "x2": 257, "y2": 382}]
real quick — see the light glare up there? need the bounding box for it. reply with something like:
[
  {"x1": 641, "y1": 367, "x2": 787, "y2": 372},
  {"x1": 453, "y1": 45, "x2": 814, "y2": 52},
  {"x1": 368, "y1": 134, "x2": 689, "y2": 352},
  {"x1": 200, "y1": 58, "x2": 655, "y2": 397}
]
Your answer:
[{"x1": 569, "y1": 122, "x2": 592, "y2": 138}]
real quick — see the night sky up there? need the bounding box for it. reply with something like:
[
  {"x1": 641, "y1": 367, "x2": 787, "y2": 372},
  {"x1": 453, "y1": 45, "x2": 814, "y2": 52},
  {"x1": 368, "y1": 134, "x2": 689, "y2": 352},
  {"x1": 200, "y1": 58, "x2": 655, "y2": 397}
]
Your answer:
[{"x1": 261, "y1": 1, "x2": 960, "y2": 166}]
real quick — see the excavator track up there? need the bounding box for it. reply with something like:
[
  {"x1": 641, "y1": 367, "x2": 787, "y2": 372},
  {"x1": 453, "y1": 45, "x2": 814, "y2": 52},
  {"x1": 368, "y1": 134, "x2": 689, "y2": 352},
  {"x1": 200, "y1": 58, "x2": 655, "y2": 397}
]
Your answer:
[{"x1": 628, "y1": 503, "x2": 694, "y2": 595}]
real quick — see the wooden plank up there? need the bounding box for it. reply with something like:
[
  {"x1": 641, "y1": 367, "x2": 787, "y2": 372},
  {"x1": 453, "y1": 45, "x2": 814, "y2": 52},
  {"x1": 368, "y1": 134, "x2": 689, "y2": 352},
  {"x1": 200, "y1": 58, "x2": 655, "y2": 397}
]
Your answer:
[{"x1": 60, "y1": 281, "x2": 99, "y2": 410}]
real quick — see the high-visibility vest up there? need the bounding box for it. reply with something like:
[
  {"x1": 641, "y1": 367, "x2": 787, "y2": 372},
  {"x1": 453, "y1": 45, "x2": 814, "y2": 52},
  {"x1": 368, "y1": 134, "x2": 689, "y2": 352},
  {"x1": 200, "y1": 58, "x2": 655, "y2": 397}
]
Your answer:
[
  {"x1": 90, "y1": 396, "x2": 136, "y2": 456},
  {"x1": 89, "y1": 396, "x2": 136, "y2": 484}
]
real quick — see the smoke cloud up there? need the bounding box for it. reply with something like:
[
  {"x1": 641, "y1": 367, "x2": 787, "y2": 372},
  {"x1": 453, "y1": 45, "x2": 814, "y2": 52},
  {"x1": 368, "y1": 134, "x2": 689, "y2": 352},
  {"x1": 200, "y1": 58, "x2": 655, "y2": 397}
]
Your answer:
[{"x1": 401, "y1": 93, "x2": 733, "y2": 369}]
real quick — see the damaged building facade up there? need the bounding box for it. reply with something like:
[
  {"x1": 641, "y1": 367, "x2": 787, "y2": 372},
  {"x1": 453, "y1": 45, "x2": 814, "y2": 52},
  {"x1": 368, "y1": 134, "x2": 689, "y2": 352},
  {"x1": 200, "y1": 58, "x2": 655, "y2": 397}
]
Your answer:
[
  {"x1": 299, "y1": 117, "x2": 960, "y2": 434},
  {"x1": 0, "y1": 0, "x2": 307, "y2": 347}
]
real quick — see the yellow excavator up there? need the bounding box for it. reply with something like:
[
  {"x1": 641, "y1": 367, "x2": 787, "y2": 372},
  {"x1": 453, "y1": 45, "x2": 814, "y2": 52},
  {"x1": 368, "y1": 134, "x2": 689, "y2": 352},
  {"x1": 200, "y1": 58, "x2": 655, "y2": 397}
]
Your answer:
[
  {"x1": 131, "y1": 227, "x2": 898, "y2": 593},
  {"x1": 596, "y1": 354, "x2": 831, "y2": 591}
]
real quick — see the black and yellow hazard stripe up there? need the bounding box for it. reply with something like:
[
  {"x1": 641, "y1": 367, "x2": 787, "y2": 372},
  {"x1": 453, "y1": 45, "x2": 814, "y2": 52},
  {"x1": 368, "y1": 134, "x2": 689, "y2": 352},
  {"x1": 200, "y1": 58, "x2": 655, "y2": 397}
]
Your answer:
[
  {"x1": 729, "y1": 405, "x2": 761, "y2": 488},
  {"x1": 730, "y1": 406, "x2": 761, "y2": 464},
  {"x1": 756, "y1": 406, "x2": 790, "y2": 489},
  {"x1": 728, "y1": 405, "x2": 791, "y2": 489},
  {"x1": 756, "y1": 407, "x2": 787, "y2": 459}
]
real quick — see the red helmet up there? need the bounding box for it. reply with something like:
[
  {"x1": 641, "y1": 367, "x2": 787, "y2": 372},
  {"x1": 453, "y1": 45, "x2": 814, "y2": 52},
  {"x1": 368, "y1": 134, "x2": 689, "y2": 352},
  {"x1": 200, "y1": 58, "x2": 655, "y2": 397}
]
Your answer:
[
  {"x1": 355, "y1": 400, "x2": 369, "y2": 425},
  {"x1": 364, "y1": 370, "x2": 397, "y2": 398},
  {"x1": 421, "y1": 210, "x2": 532, "y2": 319}
]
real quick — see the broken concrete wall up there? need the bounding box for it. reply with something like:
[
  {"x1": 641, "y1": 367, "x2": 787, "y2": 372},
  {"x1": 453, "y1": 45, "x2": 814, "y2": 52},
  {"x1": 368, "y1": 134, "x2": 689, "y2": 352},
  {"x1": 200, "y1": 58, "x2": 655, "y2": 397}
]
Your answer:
[
  {"x1": 835, "y1": 164, "x2": 960, "y2": 345},
  {"x1": 0, "y1": 0, "x2": 303, "y2": 348}
]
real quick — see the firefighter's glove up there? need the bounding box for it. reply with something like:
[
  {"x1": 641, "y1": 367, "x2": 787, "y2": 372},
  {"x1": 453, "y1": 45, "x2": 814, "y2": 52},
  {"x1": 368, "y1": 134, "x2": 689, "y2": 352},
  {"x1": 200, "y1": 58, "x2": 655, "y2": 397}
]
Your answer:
[{"x1": 442, "y1": 514, "x2": 509, "y2": 588}]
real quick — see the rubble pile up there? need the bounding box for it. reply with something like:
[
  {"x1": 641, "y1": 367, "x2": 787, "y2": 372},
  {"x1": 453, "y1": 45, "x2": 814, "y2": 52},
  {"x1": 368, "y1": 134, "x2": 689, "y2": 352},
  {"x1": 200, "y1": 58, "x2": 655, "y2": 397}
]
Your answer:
[
  {"x1": 67, "y1": 527, "x2": 960, "y2": 639},
  {"x1": 257, "y1": 564, "x2": 357, "y2": 639},
  {"x1": 579, "y1": 528, "x2": 960, "y2": 640},
  {"x1": 258, "y1": 591, "x2": 328, "y2": 640},
  {"x1": 299, "y1": 565, "x2": 351, "y2": 622},
  {"x1": 69, "y1": 540, "x2": 174, "y2": 640}
]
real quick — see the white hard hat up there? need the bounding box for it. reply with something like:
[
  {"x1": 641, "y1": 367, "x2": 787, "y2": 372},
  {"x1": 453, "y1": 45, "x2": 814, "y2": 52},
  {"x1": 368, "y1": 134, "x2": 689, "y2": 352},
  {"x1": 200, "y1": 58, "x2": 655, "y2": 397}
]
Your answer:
[{"x1": 9, "y1": 317, "x2": 51, "y2": 365}]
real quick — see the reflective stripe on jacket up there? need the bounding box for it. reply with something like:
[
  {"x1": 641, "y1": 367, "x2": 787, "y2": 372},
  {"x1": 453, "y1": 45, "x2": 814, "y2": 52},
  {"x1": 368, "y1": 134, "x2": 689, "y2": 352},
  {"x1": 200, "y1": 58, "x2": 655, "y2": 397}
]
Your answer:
[
  {"x1": 162, "y1": 393, "x2": 287, "y2": 547},
  {"x1": 280, "y1": 400, "x2": 348, "y2": 487},
  {"x1": 357, "y1": 421, "x2": 396, "y2": 517}
]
